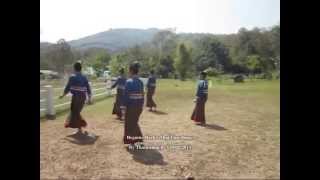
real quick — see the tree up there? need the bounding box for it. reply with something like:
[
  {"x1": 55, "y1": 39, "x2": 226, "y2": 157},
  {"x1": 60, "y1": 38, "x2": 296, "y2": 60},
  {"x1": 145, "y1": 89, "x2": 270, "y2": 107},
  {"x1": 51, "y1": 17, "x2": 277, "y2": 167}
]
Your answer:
[
  {"x1": 46, "y1": 39, "x2": 74, "y2": 74},
  {"x1": 192, "y1": 37, "x2": 231, "y2": 73},
  {"x1": 90, "y1": 51, "x2": 111, "y2": 76},
  {"x1": 142, "y1": 39, "x2": 176, "y2": 78},
  {"x1": 110, "y1": 54, "x2": 126, "y2": 75},
  {"x1": 175, "y1": 43, "x2": 192, "y2": 80},
  {"x1": 126, "y1": 45, "x2": 149, "y2": 75},
  {"x1": 157, "y1": 56, "x2": 175, "y2": 78},
  {"x1": 151, "y1": 30, "x2": 177, "y2": 64},
  {"x1": 270, "y1": 25, "x2": 280, "y2": 70},
  {"x1": 244, "y1": 55, "x2": 262, "y2": 74},
  {"x1": 228, "y1": 26, "x2": 280, "y2": 74}
]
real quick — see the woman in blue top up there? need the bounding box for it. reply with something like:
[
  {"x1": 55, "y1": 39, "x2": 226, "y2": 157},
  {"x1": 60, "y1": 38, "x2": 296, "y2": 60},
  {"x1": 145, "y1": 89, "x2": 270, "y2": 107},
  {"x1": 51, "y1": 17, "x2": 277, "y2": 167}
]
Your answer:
[
  {"x1": 146, "y1": 70, "x2": 157, "y2": 111},
  {"x1": 122, "y1": 62, "x2": 145, "y2": 147},
  {"x1": 59, "y1": 62, "x2": 92, "y2": 134},
  {"x1": 191, "y1": 71, "x2": 208, "y2": 125},
  {"x1": 110, "y1": 68, "x2": 126, "y2": 120}
]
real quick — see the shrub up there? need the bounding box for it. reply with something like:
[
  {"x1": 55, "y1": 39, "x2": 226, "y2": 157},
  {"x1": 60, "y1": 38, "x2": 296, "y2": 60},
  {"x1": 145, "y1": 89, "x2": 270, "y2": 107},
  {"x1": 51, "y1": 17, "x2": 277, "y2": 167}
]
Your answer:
[
  {"x1": 205, "y1": 67, "x2": 222, "y2": 77},
  {"x1": 234, "y1": 75, "x2": 245, "y2": 83},
  {"x1": 263, "y1": 72, "x2": 273, "y2": 80}
]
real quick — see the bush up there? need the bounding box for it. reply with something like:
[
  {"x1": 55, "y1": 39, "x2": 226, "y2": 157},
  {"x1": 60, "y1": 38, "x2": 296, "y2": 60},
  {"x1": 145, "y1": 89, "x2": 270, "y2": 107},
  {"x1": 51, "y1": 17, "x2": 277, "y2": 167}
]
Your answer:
[
  {"x1": 263, "y1": 72, "x2": 273, "y2": 80},
  {"x1": 234, "y1": 75, "x2": 245, "y2": 83},
  {"x1": 273, "y1": 71, "x2": 280, "y2": 79},
  {"x1": 205, "y1": 67, "x2": 222, "y2": 77}
]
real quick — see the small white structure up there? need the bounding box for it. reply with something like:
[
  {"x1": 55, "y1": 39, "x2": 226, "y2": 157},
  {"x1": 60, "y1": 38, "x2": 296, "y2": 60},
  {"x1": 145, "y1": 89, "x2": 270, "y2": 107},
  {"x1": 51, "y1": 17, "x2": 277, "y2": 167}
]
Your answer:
[
  {"x1": 40, "y1": 70, "x2": 59, "y2": 80},
  {"x1": 103, "y1": 70, "x2": 111, "y2": 80},
  {"x1": 83, "y1": 66, "x2": 96, "y2": 76}
]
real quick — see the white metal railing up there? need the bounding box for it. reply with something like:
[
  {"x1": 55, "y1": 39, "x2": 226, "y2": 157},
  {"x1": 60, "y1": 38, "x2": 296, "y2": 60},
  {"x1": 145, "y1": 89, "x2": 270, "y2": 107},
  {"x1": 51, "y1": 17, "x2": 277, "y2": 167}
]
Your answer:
[
  {"x1": 40, "y1": 81, "x2": 115, "y2": 119},
  {"x1": 90, "y1": 82, "x2": 106, "y2": 87}
]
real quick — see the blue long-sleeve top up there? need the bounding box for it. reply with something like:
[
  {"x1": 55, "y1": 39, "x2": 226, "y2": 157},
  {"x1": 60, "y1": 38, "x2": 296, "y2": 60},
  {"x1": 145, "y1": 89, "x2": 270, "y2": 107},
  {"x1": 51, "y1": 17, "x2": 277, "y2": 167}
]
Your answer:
[
  {"x1": 122, "y1": 75, "x2": 144, "y2": 107},
  {"x1": 146, "y1": 75, "x2": 156, "y2": 89},
  {"x1": 64, "y1": 72, "x2": 91, "y2": 96},
  {"x1": 111, "y1": 75, "x2": 126, "y2": 90},
  {"x1": 196, "y1": 79, "x2": 208, "y2": 98}
]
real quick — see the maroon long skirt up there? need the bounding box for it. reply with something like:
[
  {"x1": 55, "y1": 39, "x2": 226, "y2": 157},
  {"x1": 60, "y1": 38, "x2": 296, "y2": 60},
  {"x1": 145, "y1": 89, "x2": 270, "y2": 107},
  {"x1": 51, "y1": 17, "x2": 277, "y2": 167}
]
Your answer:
[
  {"x1": 65, "y1": 93, "x2": 87, "y2": 128},
  {"x1": 112, "y1": 89, "x2": 124, "y2": 118},
  {"x1": 191, "y1": 96, "x2": 207, "y2": 124},
  {"x1": 146, "y1": 87, "x2": 157, "y2": 108},
  {"x1": 123, "y1": 106, "x2": 143, "y2": 145}
]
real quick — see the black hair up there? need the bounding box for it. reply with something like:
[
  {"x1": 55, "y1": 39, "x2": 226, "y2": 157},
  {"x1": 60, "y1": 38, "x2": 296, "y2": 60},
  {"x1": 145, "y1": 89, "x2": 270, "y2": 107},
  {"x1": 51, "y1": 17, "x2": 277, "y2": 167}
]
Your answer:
[
  {"x1": 150, "y1": 69, "x2": 155, "y2": 74},
  {"x1": 74, "y1": 62, "x2": 82, "y2": 72},
  {"x1": 129, "y1": 61, "x2": 140, "y2": 74},
  {"x1": 119, "y1": 67, "x2": 124, "y2": 74},
  {"x1": 200, "y1": 71, "x2": 207, "y2": 78}
]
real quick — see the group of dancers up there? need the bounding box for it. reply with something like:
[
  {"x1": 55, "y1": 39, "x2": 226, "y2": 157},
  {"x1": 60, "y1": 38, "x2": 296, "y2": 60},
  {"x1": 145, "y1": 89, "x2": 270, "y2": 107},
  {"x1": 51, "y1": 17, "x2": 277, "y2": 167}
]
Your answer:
[{"x1": 60, "y1": 61, "x2": 208, "y2": 149}]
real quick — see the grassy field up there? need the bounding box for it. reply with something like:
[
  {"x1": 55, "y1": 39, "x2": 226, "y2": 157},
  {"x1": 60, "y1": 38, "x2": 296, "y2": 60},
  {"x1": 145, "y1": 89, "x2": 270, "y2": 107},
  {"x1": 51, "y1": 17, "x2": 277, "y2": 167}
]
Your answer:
[{"x1": 40, "y1": 78, "x2": 280, "y2": 179}]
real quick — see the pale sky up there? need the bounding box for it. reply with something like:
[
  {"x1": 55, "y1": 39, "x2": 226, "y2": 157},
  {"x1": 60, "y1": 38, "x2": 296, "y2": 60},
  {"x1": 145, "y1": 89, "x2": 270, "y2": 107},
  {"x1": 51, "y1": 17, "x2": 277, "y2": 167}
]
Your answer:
[{"x1": 40, "y1": 0, "x2": 280, "y2": 43}]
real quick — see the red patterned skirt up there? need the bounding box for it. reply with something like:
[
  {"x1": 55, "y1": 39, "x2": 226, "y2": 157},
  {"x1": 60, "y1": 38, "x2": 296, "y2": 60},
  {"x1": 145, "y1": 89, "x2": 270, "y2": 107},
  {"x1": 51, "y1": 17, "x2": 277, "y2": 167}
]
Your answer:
[{"x1": 191, "y1": 96, "x2": 207, "y2": 124}]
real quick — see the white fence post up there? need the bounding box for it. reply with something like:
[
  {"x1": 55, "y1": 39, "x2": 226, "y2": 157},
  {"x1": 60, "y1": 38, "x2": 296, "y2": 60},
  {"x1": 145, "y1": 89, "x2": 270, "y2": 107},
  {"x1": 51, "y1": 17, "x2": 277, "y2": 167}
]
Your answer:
[
  {"x1": 45, "y1": 85, "x2": 56, "y2": 120},
  {"x1": 106, "y1": 80, "x2": 112, "y2": 96}
]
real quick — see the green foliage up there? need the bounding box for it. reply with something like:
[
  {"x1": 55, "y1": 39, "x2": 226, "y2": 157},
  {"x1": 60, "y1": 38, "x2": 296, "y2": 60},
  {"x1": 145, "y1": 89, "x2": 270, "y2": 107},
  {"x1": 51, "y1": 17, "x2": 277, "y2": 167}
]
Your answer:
[
  {"x1": 244, "y1": 55, "x2": 262, "y2": 74},
  {"x1": 90, "y1": 51, "x2": 111, "y2": 74},
  {"x1": 40, "y1": 25, "x2": 280, "y2": 79},
  {"x1": 110, "y1": 53, "x2": 129, "y2": 75},
  {"x1": 262, "y1": 71, "x2": 273, "y2": 80},
  {"x1": 175, "y1": 43, "x2": 192, "y2": 80},
  {"x1": 42, "y1": 39, "x2": 74, "y2": 74},
  {"x1": 205, "y1": 67, "x2": 222, "y2": 77},
  {"x1": 192, "y1": 37, "x2": 232, "y2": 74},
  {"x1": 234, "y1": 75, "x2": 245, "y2": 83},
  {"x1": 229, "y1": 26, "x2": 280, "y2": 74},
  {"x1": 156, "y1": 56, "x2": 175, "y2": 78}
]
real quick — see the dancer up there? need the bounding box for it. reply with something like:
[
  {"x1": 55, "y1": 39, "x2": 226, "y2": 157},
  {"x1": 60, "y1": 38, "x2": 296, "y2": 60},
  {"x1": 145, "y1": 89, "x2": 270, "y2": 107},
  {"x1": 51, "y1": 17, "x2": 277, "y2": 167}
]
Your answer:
[
  {"x1": 191, "y1": 71, "x2": 208, "y2": 125},
  {"x1": 122, "y1": 62, "x2": 145, "y2": 149},
  {"x1": 146, "y1": 70, "x2": 157, "y2": 111},
  {"x1": 60, "y1": 62, "x2": 92, "y2": 134},
  {"x1": 110, "y1": 68, "x2": 126, "y2": 120}
]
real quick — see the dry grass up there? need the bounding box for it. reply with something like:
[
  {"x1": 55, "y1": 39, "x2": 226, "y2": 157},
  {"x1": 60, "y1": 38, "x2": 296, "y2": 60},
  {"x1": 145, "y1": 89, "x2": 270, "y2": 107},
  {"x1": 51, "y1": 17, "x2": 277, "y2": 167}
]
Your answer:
[{"x1": 40, "y1": 79, "x2": 280, "y2": 179}]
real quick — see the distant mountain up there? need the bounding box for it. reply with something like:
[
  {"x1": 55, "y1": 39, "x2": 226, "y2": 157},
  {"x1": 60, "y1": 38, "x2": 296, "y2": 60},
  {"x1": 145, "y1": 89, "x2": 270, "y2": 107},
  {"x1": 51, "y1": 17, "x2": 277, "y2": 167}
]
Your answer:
[{"x1": 68, "y1": 28, "x2": 161, "y2": 52}]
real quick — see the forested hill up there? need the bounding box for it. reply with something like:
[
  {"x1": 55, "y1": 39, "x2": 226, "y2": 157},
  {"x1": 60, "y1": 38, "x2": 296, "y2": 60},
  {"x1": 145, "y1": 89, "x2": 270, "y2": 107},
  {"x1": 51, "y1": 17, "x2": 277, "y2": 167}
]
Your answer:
[
  {"x1": 68, "y1": 28, "x2": 160, "y2": 51},
  {"x1": 40, "y1": 25, "x2": 279, "y2": 78}
]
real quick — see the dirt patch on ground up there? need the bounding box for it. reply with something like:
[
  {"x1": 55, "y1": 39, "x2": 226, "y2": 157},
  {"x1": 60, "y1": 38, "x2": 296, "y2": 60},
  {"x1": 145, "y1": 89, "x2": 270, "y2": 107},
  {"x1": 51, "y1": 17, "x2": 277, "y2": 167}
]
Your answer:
[{"x1": 40, "y1": 84, "x2": 279, "y2": 179}]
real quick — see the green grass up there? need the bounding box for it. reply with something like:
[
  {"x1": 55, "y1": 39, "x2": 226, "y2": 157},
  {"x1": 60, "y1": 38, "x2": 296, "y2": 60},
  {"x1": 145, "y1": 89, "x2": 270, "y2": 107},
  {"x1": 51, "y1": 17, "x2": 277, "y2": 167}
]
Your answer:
[{"x1": 42, "y1": 78, "x2": 279, "y2": 121}]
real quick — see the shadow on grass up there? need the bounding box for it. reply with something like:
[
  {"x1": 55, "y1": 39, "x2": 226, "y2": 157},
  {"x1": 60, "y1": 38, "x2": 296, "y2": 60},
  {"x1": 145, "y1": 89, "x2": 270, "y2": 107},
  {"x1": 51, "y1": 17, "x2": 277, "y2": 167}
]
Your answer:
[
  {"x1": 126, "y1": 147, "x2": 167, "y2": 165},
  {"x1": 64, "y1": 132, "x2": 99, "y2": 145},
  {"x1": 150, "y1": 110, "x2": 168, "y2": 115},
  {"x1": 202, "y1": 123, "x2": 227, "y2": 131}
]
